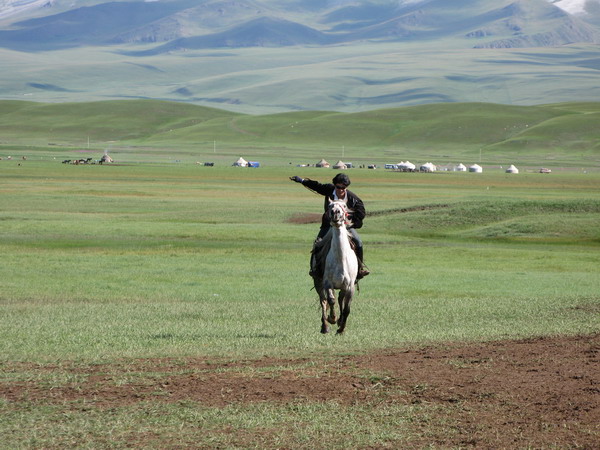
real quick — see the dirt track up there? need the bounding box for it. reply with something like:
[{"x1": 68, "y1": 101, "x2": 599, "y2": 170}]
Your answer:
[{"x1": 2, "y1": 333, "x2": 599, "y2": 447}]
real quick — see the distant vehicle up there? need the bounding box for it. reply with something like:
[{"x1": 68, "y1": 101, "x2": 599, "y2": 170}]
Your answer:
[{"x1": 539, "y1": 168, "x2": 552, "y2": 173}]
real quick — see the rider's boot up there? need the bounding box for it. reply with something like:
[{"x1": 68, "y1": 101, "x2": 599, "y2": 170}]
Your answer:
[
  {"x1": 309, "y1": 253, "x2": 317, "y2": 278},
  {"x1": 355, "y1": 246, "x2": 370, "y2": 280}
]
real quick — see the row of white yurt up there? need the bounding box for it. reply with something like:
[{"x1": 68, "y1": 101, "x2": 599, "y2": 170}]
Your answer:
[
  {"x1": 456, "y1": 163, "x2": 520, "y2": 173},
  {"x1": 311, "y1": 159, "x2": 519, "y2": 174}
]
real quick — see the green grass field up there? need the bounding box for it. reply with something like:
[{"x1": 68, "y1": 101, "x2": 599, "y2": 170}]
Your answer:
[
  {"x1": 1, "y1": 162, "x2": 598, "y2": 361},
  {"x1": 1, "y1": 120, "x2": 599, "y2": 446}
]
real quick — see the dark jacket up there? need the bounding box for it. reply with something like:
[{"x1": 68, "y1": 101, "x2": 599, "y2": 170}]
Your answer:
[{"x1": 302, "y1": 179, "x2": 365, "y2": 229}]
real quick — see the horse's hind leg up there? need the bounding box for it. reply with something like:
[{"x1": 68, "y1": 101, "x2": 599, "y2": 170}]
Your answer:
[
  {"x1": 314, "y1": 279, "x2": 330, "y2": 334},
  {"x1": 320, "y1": 297, "x2": 330, "y2": 334}
]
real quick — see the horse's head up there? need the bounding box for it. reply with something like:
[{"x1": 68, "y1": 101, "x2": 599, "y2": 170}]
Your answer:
[{"x1": 328, "y1": 199, "x2": 352, "y2": 228}]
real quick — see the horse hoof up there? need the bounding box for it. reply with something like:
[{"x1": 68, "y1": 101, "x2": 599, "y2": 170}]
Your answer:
[
  {"x1": 336, "y1": 329, "x2": 345, "y2": 335},
  {"x1": 321, "y1": 327, "x2": 329, "y2": 334}
]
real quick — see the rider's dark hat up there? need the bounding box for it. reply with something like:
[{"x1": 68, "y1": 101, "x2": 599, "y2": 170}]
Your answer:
[{"x1": 332, "y1": 173, "x2": 350, "y2": 187}]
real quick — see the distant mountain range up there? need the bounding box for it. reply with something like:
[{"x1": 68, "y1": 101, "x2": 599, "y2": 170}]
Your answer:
[
  {"x1": 2, "y1": 0, "x2": 600, "y2": 51},
  {"x1": 1, "y1": 0, "x2": 600, "y2": 113}
]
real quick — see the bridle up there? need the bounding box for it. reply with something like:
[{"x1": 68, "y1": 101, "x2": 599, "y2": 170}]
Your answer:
[{"x1": 328, "y1": 201, "x2": 350, "y2": 228}]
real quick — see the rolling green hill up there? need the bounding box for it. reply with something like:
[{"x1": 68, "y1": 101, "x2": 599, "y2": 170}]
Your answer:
[
  {"x1": 0, "y1": 99, "x2": 237, "y2": 141},
  {"x1": 1, "y1": 99, "x2": 598, "y2": 167}
]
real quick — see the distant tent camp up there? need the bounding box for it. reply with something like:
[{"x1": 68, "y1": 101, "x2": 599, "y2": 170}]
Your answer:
[
  {"x1": 506, "y1": 164, "x2": 519, "y2": 174},
  {"x1": 232, "y1": 157, "x2": 248, "y2": 167},
  {"x1": 469, "y1": 164, "x2": 483, "y2": 173},
  {"x1": 454, "y1": 163, "x2": 467, "y2": 172},
  {"x1": 316, "y1": 159, "x2": 330, "y2": 168},
  {"x1": 99, "y1": 154, "x2": 113, "y2": 164},
  {"x1": 333, "y1": 160, "x2": 347, "y2": 169},
  {"x1": 419, "y1": 162, "x2": 436, "y2": 172}
]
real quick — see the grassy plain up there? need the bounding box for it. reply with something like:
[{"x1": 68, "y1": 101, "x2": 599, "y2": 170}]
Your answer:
[
  {"x1": 1, "y1": 152, "x2": 599, "y2": 446},
  {"x1": 1, "y1": 161, "x2": 599, "y2": 359}
]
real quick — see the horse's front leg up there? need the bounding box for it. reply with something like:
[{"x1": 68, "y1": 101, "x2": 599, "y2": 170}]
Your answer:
[
  {"x1": 326, "y1": 289, "x2": 337, "y2": 324},
  {"x1": 336, "y1": 287, "x2": 354, "y2": 334}
]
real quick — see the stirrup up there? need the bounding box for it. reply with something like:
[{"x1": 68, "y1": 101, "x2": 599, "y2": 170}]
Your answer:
[{"x1": 357, "y1": 262, "x2": 370, "y2": 280}]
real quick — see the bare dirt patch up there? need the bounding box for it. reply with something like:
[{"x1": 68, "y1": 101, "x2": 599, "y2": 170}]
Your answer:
[
  {"x1": 286, "y1": 212, "x2": 322, "y2": 224},
  {"x1": 2, "y1": 333, "x2": 598, "y2": 447}
]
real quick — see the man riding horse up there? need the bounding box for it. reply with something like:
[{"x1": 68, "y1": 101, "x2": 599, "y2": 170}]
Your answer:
[{"x1": 290, "y1": 173, "x2": 370, "y2": 280}]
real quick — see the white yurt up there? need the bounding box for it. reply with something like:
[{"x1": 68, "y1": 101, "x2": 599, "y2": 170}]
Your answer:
[
  {"x1": 419, "y1": 162, "x2": 437, "y2": 172},
  {"x1": 333, "y1": 160, "x2": 347, "y2": 169},
  {"x1": 232, "y1": 157, "x2": 248, "y2": 167},
  {"x1": 506, "y1": 164, "x2": 519, "y2": 174},
  {"x1": 454, "y1": 163, "x2": 467, "y2": 172},
  {"x1": 316, "y1": 158, "x2": 330, "y2": 168},
  {"x1": 399, "y1": 161, "x2": 416, "y2": 171},
  {"x1": 469, "y1": 164, "x2": 483, "y2": 173}
]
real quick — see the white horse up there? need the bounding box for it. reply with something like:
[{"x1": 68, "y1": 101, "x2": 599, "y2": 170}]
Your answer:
[{"x1": 313, "y1": 200, "x2": 359, "y2": 334}]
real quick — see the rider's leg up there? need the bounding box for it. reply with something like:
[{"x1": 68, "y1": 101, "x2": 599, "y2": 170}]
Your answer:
[
  {"x1": 349, "y1": 228, "x2": 369, "y2": 279},
  {"x1": 310, "y1": 226, "x2": 329, "y2": 277}
]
